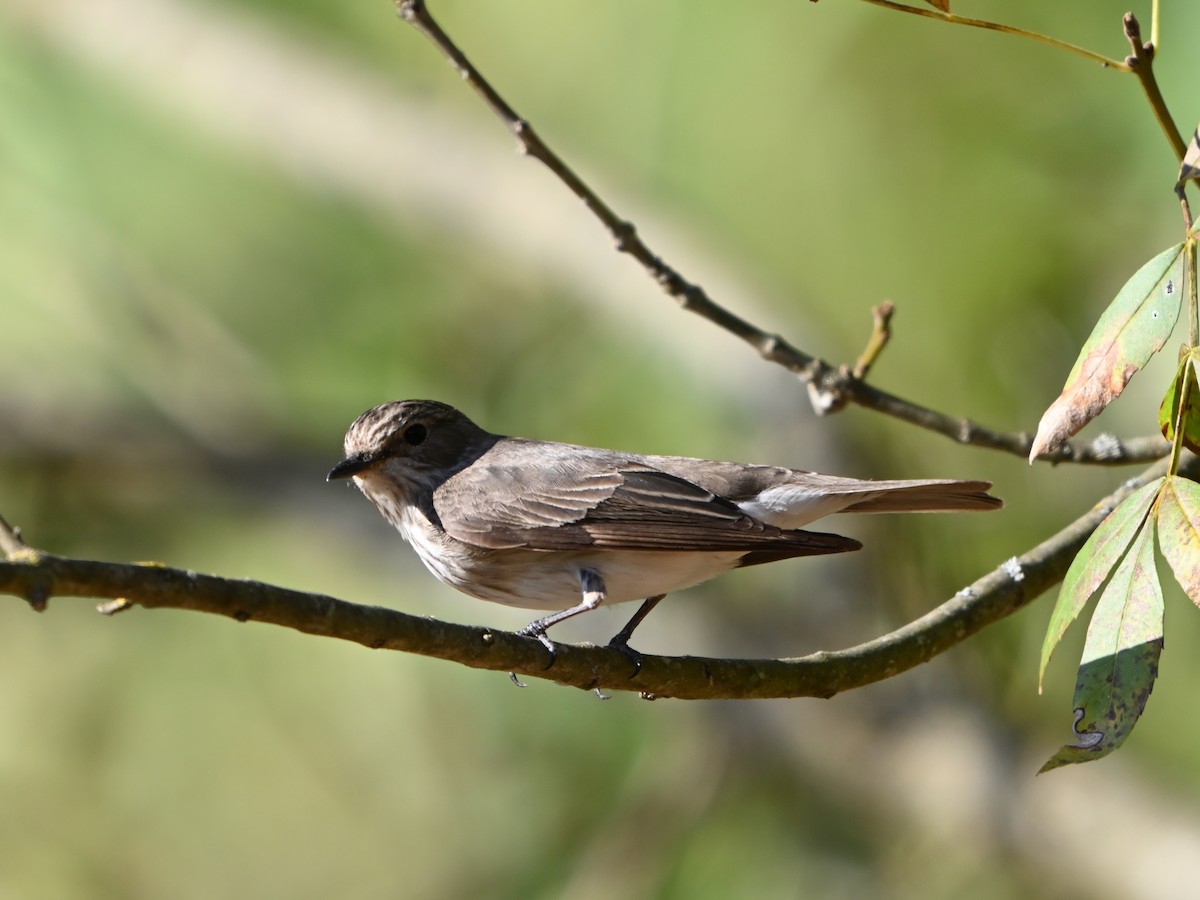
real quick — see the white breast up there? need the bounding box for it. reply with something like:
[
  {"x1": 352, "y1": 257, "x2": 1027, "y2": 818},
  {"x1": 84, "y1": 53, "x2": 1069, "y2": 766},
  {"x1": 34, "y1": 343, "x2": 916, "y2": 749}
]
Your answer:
[{"x1": 394, "y1": 504, "x2": 743, "y2": 610}]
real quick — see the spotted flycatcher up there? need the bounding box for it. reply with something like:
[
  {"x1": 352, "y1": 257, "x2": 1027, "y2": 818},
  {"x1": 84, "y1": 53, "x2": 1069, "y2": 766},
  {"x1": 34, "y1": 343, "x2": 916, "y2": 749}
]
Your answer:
[{"x1": 328, "y1": 400, "x2": 1000, "y2": 653}]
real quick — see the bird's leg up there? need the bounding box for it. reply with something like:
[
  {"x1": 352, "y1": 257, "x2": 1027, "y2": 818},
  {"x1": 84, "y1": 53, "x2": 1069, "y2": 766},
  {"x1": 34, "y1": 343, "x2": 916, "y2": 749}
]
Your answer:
[
  {"x1": 606, "y1": 594, "x2": 665, "y2": 674},
  {"x1": 516, "y1": 568, "x2": 607, "y2": 667}
]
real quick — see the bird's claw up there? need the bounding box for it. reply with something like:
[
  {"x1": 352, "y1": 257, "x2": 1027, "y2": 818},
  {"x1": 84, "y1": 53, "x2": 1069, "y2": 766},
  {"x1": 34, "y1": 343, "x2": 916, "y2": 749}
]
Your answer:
[
  {"x1": 606, "y1": 635, "x2": 644, "y2": 677},
  {"x1": 516, "y1": 623, "x2": 558, "y2": 669},
  {"x1": 508, "y1": 620, "x2": 559, "y2": 686}
]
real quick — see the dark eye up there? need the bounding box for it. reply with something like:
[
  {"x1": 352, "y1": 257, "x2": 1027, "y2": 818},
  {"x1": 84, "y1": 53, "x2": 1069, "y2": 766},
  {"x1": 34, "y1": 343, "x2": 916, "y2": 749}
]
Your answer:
[{"x1": 403, "y1": 423, "x2": 427, "y2": 445}]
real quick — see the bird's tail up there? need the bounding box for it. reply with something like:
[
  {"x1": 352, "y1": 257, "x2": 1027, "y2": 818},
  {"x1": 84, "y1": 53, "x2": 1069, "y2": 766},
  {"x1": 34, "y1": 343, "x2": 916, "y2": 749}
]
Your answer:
[{"x1": 839, "y1": 479, "x2": 1001, "y2": 514}]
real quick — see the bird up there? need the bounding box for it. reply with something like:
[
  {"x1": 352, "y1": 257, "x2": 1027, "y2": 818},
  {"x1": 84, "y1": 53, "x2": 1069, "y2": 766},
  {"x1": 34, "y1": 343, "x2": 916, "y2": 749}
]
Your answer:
[{"x1": 328, "y1": 399, "x2": 1001, "y2": 657}]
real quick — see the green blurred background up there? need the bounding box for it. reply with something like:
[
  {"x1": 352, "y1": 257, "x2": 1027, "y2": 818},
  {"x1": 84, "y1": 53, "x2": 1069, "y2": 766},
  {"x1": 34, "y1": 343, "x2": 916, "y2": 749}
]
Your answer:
[{"x1": 3, "y1": 1, "x2": 1200, "y2": 897}]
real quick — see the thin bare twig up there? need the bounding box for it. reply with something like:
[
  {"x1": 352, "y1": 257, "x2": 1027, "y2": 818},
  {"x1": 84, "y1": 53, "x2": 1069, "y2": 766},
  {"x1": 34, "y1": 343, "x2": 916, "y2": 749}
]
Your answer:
[
  {"x1": 0, "y1": 461, "x2": 1169, "y2": 698},
  {"x1": 1123, "y1": 13, "x2": 1186, "y2": 162},
  {"x1": 394, "y1": 0, "x2": 1167, "y2": 467}
]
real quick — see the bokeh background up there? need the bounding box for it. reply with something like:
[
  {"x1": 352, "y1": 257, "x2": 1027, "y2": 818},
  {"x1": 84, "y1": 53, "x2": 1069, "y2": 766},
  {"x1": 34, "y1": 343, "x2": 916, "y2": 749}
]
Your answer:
[{"x1": 4, "y1": 1, "x2": 1200, "y2": 897}]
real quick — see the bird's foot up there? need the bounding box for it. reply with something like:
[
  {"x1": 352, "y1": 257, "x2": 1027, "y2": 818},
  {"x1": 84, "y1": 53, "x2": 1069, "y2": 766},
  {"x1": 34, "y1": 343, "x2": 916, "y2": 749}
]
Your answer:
[
  {"x1": 516, "y1": 620, "x2": 558, "y2": 669},
  {"x1": 603, "y1": 594, "x2": 664, "y2": 677},
  {"x1": 605, "y1": 632, "x2": 644, "y2": 677},
  {"x1": 507, "y1": 619, "x2": 560, "y2": 686}
]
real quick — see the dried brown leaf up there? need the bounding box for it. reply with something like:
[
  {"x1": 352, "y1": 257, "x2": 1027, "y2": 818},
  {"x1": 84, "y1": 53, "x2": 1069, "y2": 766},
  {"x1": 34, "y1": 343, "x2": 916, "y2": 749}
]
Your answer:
[{"x1": 1030, "y1": 244, "x2": 1184, "y2": 461}]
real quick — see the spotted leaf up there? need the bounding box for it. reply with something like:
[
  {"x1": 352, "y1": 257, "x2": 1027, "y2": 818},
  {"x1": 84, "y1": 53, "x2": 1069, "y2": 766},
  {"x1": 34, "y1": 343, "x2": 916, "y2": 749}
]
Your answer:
[
  {"x1": 1040, "y1": 519, "x2": 1164, "y2": 772},
  {"x1": 1030, "y1": 244, "x2": 1185, "y2": 461}
]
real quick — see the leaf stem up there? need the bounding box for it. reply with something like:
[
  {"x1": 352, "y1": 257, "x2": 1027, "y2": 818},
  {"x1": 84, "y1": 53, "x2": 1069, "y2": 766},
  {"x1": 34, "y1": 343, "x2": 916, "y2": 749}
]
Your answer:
[
  {"x1": 856, "y1": 0, "x2": 1130, "y2": 70},
  {"x1": 1189, "y1": 236, "x2": 1198, "y2": 354}
]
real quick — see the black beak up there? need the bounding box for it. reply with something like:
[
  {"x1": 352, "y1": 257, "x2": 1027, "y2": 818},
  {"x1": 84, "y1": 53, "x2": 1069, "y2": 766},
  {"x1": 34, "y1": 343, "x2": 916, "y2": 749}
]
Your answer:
[{"x1": 326, "y1": 452, "x2": 375, "y2": 482}]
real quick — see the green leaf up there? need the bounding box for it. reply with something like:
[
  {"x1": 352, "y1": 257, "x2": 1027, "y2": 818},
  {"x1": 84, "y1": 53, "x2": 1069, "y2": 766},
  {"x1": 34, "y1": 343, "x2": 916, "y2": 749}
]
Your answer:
[
  {"x1": 1030, "y1": 243, "x2": 1185, "y2": 461},
  {"x1": 1039, "y1": 519, "x2": 1164, "y2": 772},
  {"x1": 1157, "y1": 351, "x2": 1200, "y2": 453},
  {"x1": 1157, "y1": 351, "x2": 1186, "y2": 442},
  {"x1": 1184, "y1": 355, "x2": 1200, "y2": 453},
  {"x1": 1157, "y1": 474, "x2": 1200, "y2": 606},
  {"x1": 1038, "y1": 478, "x2": 1162, "y2": 691}
]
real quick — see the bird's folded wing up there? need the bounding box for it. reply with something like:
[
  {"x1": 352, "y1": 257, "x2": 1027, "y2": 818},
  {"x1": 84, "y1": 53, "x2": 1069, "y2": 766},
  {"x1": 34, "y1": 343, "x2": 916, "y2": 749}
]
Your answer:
[{"x1": 434, "y1": 459, "x2": 858, "y2": 556}]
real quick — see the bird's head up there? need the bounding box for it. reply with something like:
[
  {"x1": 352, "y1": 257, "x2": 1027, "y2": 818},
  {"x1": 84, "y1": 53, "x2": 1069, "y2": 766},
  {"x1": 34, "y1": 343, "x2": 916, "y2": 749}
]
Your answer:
[{"x1": 327, "y1": 400, "x2": 495, "y2": 499}]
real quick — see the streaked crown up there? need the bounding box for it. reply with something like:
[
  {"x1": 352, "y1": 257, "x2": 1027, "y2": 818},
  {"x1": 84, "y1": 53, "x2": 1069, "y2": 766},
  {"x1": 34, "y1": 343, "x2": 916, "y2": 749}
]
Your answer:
[{"x1": 328, "y1": 400, "x2": 495, "y2": 488}]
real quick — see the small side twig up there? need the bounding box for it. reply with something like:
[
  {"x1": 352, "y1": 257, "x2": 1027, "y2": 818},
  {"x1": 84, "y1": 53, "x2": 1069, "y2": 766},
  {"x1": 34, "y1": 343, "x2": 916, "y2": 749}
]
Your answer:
[
  {"x1": 0, "y1": 514, "x2": 47, "y2": 611},
  {"x1": 852, "y1": 301, "x2": 895, "y2": 380},
  {"x1": 0, "y1": 513, "x2": 28, "y2": 559},
  {"x1": 394, "y1": 1, "x2": 1169, "y2": 467}
]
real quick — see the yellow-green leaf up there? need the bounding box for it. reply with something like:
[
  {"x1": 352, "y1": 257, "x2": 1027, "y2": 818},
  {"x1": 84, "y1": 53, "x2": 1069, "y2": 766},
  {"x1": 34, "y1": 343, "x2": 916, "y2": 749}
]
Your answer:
[
  {"x1": 1157, "y1": 351, "x2": 1200, "y2": 453},
  {"x1": 1040, "y1": 520, "x2": 1164, "y2": 772},
  {"x1": 1157, "y1": 474, "x2": 1200, "y2": 606},
  {"x1": 1038, "y1": 478, "x2": 1162, "y2": 691},
  {"x1": 1030, "y1": 244, "x2": 1185, "y2": 461}
]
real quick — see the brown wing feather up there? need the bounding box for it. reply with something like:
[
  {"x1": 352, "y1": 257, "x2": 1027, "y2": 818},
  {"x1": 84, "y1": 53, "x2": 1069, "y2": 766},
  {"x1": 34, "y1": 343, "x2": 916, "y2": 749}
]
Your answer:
[
  {"x1": 566, "y1": 470, "x2": 857, "y2": 555},
  {"x1": 434, "y1": 447, "x2": 859, "y2": 557}
]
